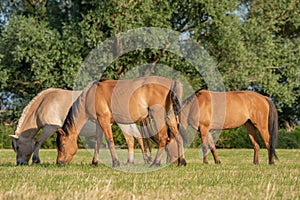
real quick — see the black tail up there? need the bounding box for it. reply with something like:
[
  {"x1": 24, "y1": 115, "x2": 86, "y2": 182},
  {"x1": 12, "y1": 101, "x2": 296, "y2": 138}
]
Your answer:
[
  {"x1": 266, "y1": 97, "x2": 279, "y2": 160},
  {"x1": 170, "y1": 80, "x2": 181, "y2": 117},
  {"x1": 169, "y1": 80, "x2": 187, "y2": 143}
]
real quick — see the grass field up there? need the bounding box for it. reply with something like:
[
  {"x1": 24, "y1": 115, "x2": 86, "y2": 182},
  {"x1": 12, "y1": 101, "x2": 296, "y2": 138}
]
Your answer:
[{"x1": 0, "y1": 148, "x2": 299, "y2": 200}]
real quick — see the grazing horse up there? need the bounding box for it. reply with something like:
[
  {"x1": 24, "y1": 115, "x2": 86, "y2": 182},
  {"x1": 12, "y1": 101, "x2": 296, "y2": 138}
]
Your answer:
[
  {"x1": 174, "y1": 90, "x2": 278, "y2": 164},
  {"x1": 56, "y1": 76, "x2": 186, "y2": 167},
  {"x1": 9, "y1": 88, "x2": 149, "y2": 165}
]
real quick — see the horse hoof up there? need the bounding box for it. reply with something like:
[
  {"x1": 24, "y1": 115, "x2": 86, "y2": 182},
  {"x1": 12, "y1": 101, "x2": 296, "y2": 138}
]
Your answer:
[
  {"x1": 92, "y1": 161, "x2": 98, "y2": 166},
  {"x1": 32, "y1": 155, "x2": 41, "y2": 164},
  {"x1": 112, "y1": 159, "x2": 120, "y2": 168},
  {"x1": 150, "y1": 162, "x2": 161, "y2": 167},
  {"x1": 215, "y1": 160, "x2": 221, "y2": 164},
  {"x1": 125, "y1": 160, "x2": 134, "y2": 165},
  {"x1": 144, "y1": 156, "x2": 152, "y2": 164},
  {"x1": 178, "y1": 158, "x2": 187, "y2": 166},
  {"x1": 32, "y1": 159, "x2": 41, "y2": 164}
]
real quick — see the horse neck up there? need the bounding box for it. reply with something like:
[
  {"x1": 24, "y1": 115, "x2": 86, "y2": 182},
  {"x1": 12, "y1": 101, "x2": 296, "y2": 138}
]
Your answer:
[
  {"x1": 15, "y1": 127, "x2": 39, "y2": 139},
  {"x1": 181, "y1": 103, "x2": 191, "y2": 130},
  {"x1": 63, "y1": 103, "x2": 90, "y2": 137},
  {"x1": 15, "y1": 93, "x2": 45, "y2": 138},
  {"x1": 15, "y1": 114, "x2": 39, "y2": 138},
  {"x1": 62, "y1": 82, "x2": 96, "y2": 136},
  {"x1": 182, "y1": 95, "x2": 198, "y2": 129}
]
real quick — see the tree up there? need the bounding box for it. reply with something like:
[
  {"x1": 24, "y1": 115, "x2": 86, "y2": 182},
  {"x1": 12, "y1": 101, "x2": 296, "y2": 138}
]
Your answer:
[{"x1": 0, "y1": 0, "x2": 299, "y2": 128}]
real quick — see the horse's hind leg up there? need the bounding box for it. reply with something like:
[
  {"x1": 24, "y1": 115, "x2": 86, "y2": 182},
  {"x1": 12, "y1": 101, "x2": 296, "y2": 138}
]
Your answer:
[
  {"x1": 151, "y1": 127, "x2": 168, "y2": 167},
  {"x1": 123, "y1": 133, "x2": 135, "y2": 164},
  {"x1": 255, "y1": 124, "x2": 273, "y2": 164},
  {"x1": 245, "y1": 122, "x2": 260, "y2": 164},
  {"x1": 92, "y1": 124, "x2": 102, "y2": 166},
  {"x1": 167, "y1": 119, "x2": 186, "y2": 166}
]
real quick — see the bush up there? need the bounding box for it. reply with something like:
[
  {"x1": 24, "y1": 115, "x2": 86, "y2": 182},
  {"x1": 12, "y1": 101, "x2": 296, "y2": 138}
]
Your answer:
[
  {"x1": 0, "y1": 125, "x2": 15, "y2": 149},
  {"x1": 1, "y1": 124, "x2": 299, "y2": 149},
  {"x1": 276, "y1": 126, "x2": 300, "y2": 148},
  {"x1": 191, "y1": 126, "x2": 300, "y2": 149},
  {"x1": 216, "y1": 127, "x2": 253, "y2": 148}
]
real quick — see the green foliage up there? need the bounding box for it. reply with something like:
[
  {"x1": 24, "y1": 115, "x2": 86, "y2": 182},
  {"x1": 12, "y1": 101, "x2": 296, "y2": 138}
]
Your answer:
[
  {"x1": 216, "y1": 127, "x2": 253, "y2": 148},
  {"x1": 0, "y1": 0, "x2": 299, "y2": 133},
  {"x1": 277, "y1": 126, "x2": 300, "y2": 148},
  {"x1": 190, "y1": 126, "x2": 300, "y2": 149},
  {"x1": 0, "y1": 125, "x2": 14, "y2": 149}
]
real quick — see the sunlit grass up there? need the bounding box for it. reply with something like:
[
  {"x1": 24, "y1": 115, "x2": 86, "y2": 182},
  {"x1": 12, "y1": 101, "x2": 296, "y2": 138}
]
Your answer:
[{"x1": 0, "y1": 149, "x2": 299, "y2": 199}]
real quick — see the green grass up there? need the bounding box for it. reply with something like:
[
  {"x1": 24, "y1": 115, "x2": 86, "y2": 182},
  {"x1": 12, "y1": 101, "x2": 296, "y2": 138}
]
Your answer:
[{"x1": 0, "y1": 149, "x2": 299, "y2": 200}]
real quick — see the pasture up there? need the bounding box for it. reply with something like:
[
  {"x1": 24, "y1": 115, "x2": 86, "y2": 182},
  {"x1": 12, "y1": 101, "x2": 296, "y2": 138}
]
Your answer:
[{"x1": 0, "y1": 148, "x2": 299, "y2": 200}]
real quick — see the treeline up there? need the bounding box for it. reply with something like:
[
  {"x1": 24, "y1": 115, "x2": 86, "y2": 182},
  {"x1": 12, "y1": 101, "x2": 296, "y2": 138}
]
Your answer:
[{"x1": 0, "y1": 1, "x2": 299, "y2": 145}]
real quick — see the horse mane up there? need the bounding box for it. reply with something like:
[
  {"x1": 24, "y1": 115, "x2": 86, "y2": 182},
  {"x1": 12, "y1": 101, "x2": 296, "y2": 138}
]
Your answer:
[
  {"x1": 182, "y1": 89, "x2": 202, "y2": 106},
  {"x1": 15, "y1": 88, "x2": 58, "y2": 136},
  {"x1": 61, "y1": 81, "x2": 98, "y2": 135}
]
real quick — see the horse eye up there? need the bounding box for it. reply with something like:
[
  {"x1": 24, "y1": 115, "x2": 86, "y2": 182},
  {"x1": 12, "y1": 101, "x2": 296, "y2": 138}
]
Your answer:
[{"x1": 16, "y1": 146, "x2": 19, "y2": 150}]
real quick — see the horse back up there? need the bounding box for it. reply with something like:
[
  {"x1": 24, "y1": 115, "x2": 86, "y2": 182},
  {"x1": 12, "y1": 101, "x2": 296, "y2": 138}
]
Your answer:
[
  {"x1": 195, "y1": 90, "x2": 269, "y2": 129},
  {"x1": 94, "y1": 76, "x2": 176, "y2": 123},
  {"x1": 36, "y1": 89, "x2": 82, "y2": 126}
]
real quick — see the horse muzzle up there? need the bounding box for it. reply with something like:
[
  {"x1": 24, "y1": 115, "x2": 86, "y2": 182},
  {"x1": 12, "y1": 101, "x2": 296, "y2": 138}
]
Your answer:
[
  {"x1": 16, "y1": 159, "x2": 28, "y2": 165},
  {"x1": 56, "y1": 160, "x2": 67, "y2": 165}
]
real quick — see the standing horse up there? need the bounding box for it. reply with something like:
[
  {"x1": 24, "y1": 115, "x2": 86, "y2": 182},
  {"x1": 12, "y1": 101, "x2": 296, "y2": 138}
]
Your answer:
[
  {"x1": 175, "y1": 90, "x2": 278, "y2": 164},
  {"x1": 56, "y1": 76, "x2": 186, "y2": 167},
  {"x1": 9, "y1": 88, "x2": 149, "y2": 165}
]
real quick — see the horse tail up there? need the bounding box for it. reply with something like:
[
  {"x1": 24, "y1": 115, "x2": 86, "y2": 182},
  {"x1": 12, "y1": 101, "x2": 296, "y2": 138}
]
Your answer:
[
  {"x1": 266, "y1": 97, "x2": 279, "y2": 160},
  {"x1": 169, "y1": 80, "x2": 187, "y2": 143}
]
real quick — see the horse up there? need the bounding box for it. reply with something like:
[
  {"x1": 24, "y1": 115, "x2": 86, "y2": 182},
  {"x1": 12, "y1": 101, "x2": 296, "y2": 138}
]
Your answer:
[
  {"x1": 56, "y1": 76, "x2": 187, "y2": 167},
  {"x1": 174, "y1": 89, "x2": 278, "y2": 164},
  {"x1": 9, "y1": 88, "x2": 150, "y2": 165}
]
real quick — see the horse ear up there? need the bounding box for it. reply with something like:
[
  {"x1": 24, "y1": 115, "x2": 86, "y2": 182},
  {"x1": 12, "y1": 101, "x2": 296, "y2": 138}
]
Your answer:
[
  {"x1": 56, "y1": 128, "x2": 66, "y2": 136},
  {"x1": 9, "y1": 135, "x2": 19, "y2": 140}
]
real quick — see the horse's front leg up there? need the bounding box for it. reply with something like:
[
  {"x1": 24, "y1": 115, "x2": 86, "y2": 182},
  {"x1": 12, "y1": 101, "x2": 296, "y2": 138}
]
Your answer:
[
  {"x1": 199, "y1": 126, "x2": 210, "y2": 164},
  {"x1": 207, "y1": 132, "x2": 221, "y2": 164},
  {"x1": 98, "y1": 118, "x2": 120, "y2": 168},
  {"x1": 137, "y1": 137, "x2": 152, "y2": 164},
  {"x1": 33, "y1": 125, "x2": 57, "y2": 164}
]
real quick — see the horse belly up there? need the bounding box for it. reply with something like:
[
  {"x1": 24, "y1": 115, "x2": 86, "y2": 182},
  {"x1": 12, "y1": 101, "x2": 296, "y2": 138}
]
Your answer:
[{"x1": 210, "y1": 110, "x2": 248, "y2": 130}]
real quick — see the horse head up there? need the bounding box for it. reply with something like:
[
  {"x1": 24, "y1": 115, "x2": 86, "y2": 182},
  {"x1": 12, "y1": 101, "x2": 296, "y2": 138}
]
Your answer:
[
  {"x1": 9, "y1": 135, "x2": 34, "y2": 165},
  {"x1": 56, "y1": 128, "x2": 78, "y2": 165}
]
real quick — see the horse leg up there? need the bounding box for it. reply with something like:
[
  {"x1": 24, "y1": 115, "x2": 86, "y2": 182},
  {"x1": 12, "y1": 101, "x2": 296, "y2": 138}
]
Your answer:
[
  {"x1": 245, "y1": 122, "x2": 260, "y2": 164},
  {"x1": 256, "y1": 124, "x2": 273, "y2": 164},
  {"x1": 167, "y1": 116, "x2": 186, "y2": 166},
  {"x1": 199, "y1": 126, "x2": 210, "y2": 164},
  {"x1": 123, "y1": 133, "x2": 135, "y2": 165},
  {"x1": 137, "y1": 137, "x2": 152, "y2": 164},
  {"x1": 97, "y1": 118, "x2": 120, "y2": 168},
  {"x1": 207, "y1": 132, "x2": 221, "y2": 164},
  {"x1": 33, "y1": 125, "x2": 57, "y2": 164},
  {"x1": 151, "y1": 127, "x2": 168, "y2": 167},
  {"x1": 92, "y1": 123, "x2": 102, "y2": 166}
]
